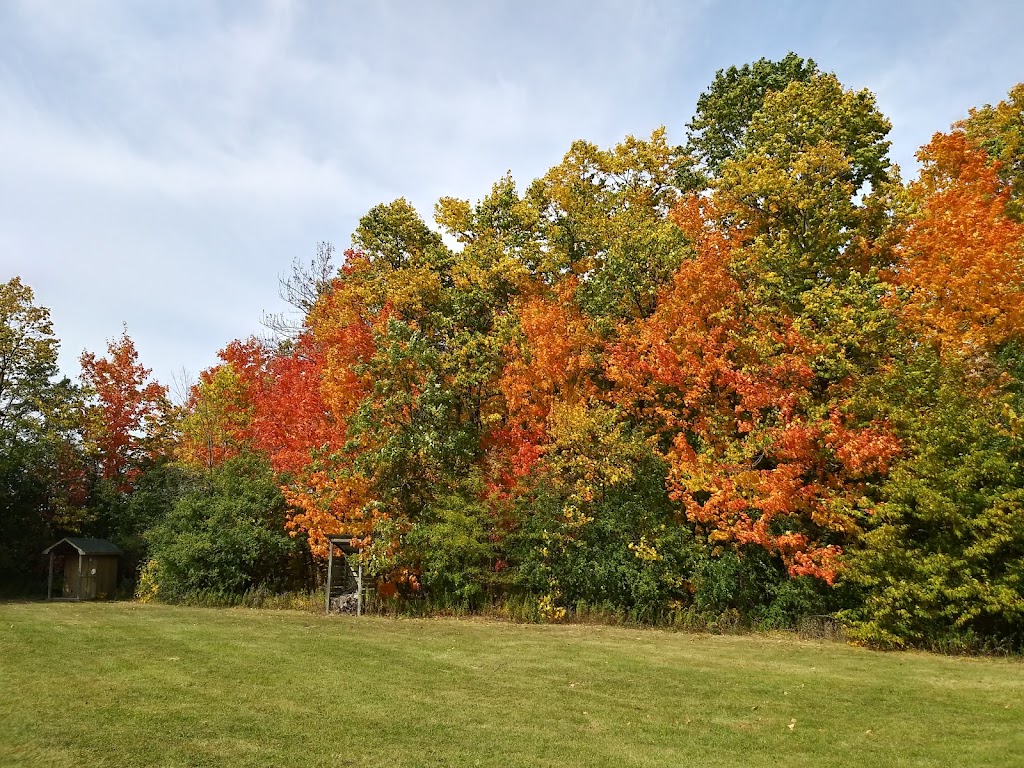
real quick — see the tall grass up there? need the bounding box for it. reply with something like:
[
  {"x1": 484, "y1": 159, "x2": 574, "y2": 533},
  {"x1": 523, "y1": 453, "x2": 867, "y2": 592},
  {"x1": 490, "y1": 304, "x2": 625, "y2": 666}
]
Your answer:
[
  {"x1": 361, "y1": 592, "x2": 835, "y2": 636},
  {"x1": 154, "y1": 587, "x2": 323, "y2": 612}
]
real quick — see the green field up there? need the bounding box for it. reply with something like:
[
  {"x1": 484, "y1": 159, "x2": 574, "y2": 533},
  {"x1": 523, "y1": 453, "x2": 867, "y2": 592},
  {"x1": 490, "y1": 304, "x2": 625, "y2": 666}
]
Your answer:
[{"x1": 1, "y1": 602, "x2": 1021, "y2": 767}]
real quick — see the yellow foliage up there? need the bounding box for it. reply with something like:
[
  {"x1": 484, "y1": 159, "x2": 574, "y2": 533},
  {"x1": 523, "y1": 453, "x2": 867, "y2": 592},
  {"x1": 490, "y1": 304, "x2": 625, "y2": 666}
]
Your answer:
[{"x1": 628, "y1": 537, "x2": 661, "y2": 562}]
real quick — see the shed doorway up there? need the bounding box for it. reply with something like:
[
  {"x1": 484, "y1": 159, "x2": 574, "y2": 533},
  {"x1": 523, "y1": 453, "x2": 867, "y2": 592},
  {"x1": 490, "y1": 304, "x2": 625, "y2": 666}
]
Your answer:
[{"x1": 43, "y1": 538, "x2": 123, "y2": 600}]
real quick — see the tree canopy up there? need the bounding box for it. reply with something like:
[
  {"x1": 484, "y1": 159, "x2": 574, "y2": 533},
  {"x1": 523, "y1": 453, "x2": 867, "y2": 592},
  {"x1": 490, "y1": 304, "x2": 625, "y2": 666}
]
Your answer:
[{"x1": 6, "y1": 57, "x2": 1024, "y2": 651}]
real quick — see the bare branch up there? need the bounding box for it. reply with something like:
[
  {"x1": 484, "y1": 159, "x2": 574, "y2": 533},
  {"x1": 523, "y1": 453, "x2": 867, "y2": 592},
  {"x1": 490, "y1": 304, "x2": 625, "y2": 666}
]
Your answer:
[{"x1": 262, "y1": 242, "x2": 338, "y2": 339}]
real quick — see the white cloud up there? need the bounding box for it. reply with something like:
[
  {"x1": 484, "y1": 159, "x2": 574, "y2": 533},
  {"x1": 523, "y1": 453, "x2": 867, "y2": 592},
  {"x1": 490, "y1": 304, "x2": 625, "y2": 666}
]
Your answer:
[{"x1": 1, "y1": 0, "x2": 1022, "y2": 387}]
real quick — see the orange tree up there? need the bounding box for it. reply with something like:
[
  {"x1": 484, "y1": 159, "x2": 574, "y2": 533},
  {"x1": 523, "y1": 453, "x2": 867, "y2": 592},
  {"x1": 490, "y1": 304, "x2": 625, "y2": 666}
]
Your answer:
[{"x1": 845, "y1": 101, "x2": 1024, "y2": 649}]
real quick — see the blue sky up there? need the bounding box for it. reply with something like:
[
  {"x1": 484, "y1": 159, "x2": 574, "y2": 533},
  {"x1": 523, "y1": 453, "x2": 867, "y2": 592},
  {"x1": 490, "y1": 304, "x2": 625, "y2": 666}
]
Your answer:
[{"x1": 2, "y1": 0, "x2": 1022, "y2": 392}]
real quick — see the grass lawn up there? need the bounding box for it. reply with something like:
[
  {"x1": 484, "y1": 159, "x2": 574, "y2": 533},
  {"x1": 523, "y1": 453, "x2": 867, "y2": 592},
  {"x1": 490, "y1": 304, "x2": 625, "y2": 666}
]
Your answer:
[{"x1": 0, "y1": 602, "x2": 1021, "y2": 767}]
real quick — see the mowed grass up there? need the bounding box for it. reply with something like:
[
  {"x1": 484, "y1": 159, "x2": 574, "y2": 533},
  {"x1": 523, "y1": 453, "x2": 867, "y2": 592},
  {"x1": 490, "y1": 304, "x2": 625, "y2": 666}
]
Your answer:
[{"x1": 1, "y1": 603, "x2": 1022, "y2": 768}]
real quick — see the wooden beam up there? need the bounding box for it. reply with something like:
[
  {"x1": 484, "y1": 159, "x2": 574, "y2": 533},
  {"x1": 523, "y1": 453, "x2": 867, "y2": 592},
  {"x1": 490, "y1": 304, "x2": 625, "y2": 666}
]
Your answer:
[
  {"x1": 325, "y1": 542, "x2": 334, "y2": 614},
  {"x1": 357, "y1": 561, "x2": 363, "y2": 616},
  {"x1": 47, "y1": 553, "x2": 54, "y2": 601},
  {"x1": 76, "y1": 553, "x2": 83, "y2": 601}
]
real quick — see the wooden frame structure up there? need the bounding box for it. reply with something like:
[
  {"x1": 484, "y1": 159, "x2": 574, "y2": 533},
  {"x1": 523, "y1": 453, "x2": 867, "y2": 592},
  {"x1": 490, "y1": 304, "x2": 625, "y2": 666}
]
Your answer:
[
  {"x1": 324, "y1": 535, "x2": 364, "y2": 615},
  {"x1": 43, "y1": 538, "x2": 123, "y2": 601}
]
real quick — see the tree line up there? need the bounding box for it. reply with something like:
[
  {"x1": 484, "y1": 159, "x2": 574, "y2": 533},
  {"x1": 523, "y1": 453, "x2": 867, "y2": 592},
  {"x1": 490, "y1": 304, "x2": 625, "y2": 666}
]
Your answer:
[{"x1": 3, "y1": 54, "x2": 1022, "y2": 651}]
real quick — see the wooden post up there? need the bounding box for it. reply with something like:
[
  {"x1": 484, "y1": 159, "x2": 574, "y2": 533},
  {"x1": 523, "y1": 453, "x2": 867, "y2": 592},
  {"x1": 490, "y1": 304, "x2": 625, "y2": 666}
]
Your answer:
[
  {"x1": 76, "y1": 553, "x2": 83, "y2": 601},
  {"x1": 325, "y1": 542, "x2": 334, "y2": 614},
  {"x1": 47, "y1": 553, "x2": 54, "y2": 600},
  {"x1": 357, "y1": 561, "x2": 363, "y2": 616}
]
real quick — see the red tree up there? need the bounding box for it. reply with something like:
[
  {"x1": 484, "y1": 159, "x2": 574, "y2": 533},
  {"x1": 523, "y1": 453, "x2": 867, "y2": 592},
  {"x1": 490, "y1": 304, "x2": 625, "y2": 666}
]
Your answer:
[{"x1": 79, "y1": 330, "x2": 170, "y2": 490}]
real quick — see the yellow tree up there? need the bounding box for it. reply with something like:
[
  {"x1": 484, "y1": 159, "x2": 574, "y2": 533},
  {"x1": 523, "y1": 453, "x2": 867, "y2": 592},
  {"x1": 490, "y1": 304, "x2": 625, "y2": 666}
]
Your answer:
[{"x1": 958, "y1": 83, "x2": 1024, "y2": 220}]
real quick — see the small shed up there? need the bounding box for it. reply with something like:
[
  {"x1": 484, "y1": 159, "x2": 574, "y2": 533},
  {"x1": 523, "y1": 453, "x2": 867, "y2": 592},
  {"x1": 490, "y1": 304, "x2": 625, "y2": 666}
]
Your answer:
[
  {"x1": 324, "y1": 535, "x2": 365, "y2": 615},
  {"x1": 43, "y1": 538, "x2": 123, "y2": 601}
]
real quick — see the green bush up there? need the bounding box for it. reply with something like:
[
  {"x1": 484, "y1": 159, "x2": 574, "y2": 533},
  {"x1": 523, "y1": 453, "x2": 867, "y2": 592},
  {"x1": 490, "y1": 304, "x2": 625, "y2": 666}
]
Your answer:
[
  {"x1": 143, "y1": 454, "x2": 305, "y2": 600},
  {"x1": 508, "y1": 454, "x2": 702, "y2": 622},
  {"x1": 404, "y1": 484, "x2": 497, "y2": 608},
  {"x1": 690, "y1": 548, "x2": 842, "y2": 630}
]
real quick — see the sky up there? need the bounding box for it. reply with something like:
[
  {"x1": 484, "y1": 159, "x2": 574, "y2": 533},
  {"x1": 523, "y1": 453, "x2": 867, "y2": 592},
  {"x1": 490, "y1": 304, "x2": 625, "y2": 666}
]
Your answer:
[{"x1": 2, "y1": 0, "x2": 1022, "y2": 393}]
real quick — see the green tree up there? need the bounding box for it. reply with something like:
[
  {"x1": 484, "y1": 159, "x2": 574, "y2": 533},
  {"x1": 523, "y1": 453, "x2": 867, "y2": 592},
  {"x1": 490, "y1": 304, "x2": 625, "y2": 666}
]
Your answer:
[
  {"x1": 844, "y1": 350, "x2": 1024, "y2": 650},
  {"x1": 0, "y1": 277, "x2": 62, "y2": 440},
  {"x1": 524, "y1": 129, "x2": 690, "y2": 322},
  {"x1": 0, "y1": 278, "x2": 86, "y2": 592},
  {"x1": 403, "y1": 473, "x2": 498, "y2": 608},
  {"x1": 684, "y1": 53, "x2": 818, "y2": 184},
  {"x1": 714, "y1": 72, "x2": 895, "y2": 305}
]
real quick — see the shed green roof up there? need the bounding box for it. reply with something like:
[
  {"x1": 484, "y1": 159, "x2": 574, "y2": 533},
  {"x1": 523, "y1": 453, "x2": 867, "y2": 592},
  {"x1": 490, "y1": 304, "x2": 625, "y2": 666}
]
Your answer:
[{"x1": 43, "y1": 538, "x2": 124, "y2": 556}]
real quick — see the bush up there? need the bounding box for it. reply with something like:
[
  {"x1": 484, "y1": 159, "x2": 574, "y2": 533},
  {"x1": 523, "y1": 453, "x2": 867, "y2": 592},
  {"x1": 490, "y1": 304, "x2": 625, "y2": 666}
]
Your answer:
[
  {"x1": 404, "y1": 485, "x2": 497, "y2": 609},
  {"x1": 144, "y1": 454, "x2": 305, "y2": 600},
  {"x1": 507, "y1": 454, "x2": 703, "y2": 622},
  {"x1": 691, "y1": 549, "x2": 844, "y2": 630}
]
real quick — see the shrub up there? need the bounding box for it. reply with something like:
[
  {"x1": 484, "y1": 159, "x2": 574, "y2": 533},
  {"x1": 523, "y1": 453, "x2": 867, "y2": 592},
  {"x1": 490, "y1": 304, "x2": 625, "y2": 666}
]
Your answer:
[{"x1": 144, "y1": 454, "x2": 305, "y2": 600}]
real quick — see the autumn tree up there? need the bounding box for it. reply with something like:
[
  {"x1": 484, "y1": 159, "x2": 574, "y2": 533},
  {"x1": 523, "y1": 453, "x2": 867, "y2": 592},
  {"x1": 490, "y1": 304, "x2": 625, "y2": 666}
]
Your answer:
[
  {"x1": 610, "y1": 200, "x2": 901, "y2": 584},
  {"x1": 683, "y1": 53, "x2": 819, "y2": 186},
  {"x1": 177, "y1": 363, "x2": 252, "y2": 472},
  {"x1": 79, "y1": 329, "x2": 172, "y2": 490},
  {"x1": 245, "y1": 201, "x2": 475, "y2": 572},
  {"x1": 959, "y1": 83, "x2": 1024, "y2": 220},
  {"x1": 607, "y1": 66, "x2": 904, "y2": 585},
  {"x1": 141, "y1": 63, "x2": 1024, "y2": 642},
  {"x1": 488, "y1": 283, "x2": 599, "y2": 494},
  {"x1": 892, "y1": 130, "x2": 1024, "y2": 355}
]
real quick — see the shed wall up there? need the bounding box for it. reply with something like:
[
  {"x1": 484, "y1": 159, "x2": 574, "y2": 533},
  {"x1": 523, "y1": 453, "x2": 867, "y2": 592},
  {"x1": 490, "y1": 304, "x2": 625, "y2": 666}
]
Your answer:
[{"x1": 61, "y1": 555, "x2": 118, "y2": 599}]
